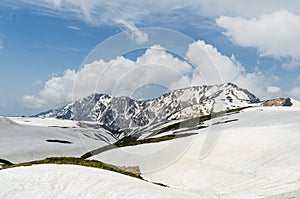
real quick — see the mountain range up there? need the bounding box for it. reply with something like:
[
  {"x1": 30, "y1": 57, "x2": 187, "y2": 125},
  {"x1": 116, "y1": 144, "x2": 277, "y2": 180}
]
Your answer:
[{"x1": 36, "y1": 83, "x2": 262, "y2": 131}]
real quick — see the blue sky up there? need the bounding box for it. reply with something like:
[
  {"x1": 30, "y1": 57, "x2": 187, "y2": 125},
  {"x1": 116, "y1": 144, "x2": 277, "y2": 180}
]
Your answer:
[{"x1": 0, "y1": 1, "x2": 300, "y2": 116}]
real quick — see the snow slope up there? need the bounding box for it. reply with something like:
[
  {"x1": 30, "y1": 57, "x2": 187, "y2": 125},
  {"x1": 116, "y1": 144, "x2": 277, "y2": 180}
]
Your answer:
[
  {"x1": 0, "y1": 164, "x2": 200, "y2": 199},
  {"x1": 8, "y1": 117, "x2": 79, "y2": 128},
  {"x1": 91, "y1": 106, "x2": 300, "y2": 198},
  {"x1": 0, "y1": 117, "x2": 115, "y2": 164},
  {"x1": 2, "y1": 107, "x2": 300, "y2": 198},
  {"x1": 291, "y1": 98, "x2": 300, "y2": 107}
]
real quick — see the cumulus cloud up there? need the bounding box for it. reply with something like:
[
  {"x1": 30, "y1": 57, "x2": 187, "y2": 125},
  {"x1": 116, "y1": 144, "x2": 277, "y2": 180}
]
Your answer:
[
  {"x1": 186, "y1": 41, "x2": 244, "y2": 85},
  {"x1": 21, "y1": 41, "x2": 275, "y2": 109},
  {"x1": 186, "y1": 41, "x2": 270, "y2": 98},
  {"x1": 21, "y1": 45, "x2": 192, "y2": 108},
  {"x1": 21, "y1": 70, "x2": 76, "y2": 109},
  {"x1": 216, "y1": 10, "x2": 300, "y2": 68},
  {"x1": 39, "y1": 69, "x2": 77, "y2": 104},
  {"x1": 267, "y1": 86, "x2": 281, "y2": 93}
]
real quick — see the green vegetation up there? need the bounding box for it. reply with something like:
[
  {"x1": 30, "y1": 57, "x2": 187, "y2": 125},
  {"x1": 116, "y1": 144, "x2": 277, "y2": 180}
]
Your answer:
[
  {"x1": 0, "y1": 157, "x2": 170, "y2": 187},
  {"x1": 0, "y1": 157, "x2": 142, "y2": 179}
]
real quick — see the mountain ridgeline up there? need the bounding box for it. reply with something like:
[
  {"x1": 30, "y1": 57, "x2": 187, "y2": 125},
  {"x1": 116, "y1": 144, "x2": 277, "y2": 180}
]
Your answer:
[{"x1": 36, "y1": 83, "x2": 260, "y2": 131}]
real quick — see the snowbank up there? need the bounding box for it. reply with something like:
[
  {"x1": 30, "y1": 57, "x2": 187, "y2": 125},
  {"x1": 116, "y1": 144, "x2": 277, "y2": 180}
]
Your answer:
[
  {"x1": 0, "y1": 164, "x2": 200, "y2": 199},
  {"x1": 92, "y1": 107, "x2": 300, "y2": 198},
  {"x1": 0, "y1": 117, "x2": 114, "y2": 163},
  {"x1": 9, "y1": 117, "x2": 79, "y2": 128}
]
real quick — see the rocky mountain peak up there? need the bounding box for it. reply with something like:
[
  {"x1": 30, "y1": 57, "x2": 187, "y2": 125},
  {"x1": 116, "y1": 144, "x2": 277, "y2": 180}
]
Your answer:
[{"x1": 36, "y1": 83, "x2": 260, "y2": 131}]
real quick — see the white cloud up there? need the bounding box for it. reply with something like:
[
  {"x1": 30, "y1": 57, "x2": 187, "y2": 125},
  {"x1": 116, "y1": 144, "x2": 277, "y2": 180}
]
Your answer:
[
  {"x1": 18, "y1": 1, "x2": 300, "y2": 24},
  {"x1": 21, "y1": 70, "x2": 77, "y2": 109},
  {"x1": 9, "y1": 1, "x2": 299, "y2": 48},
  {"x1": 13, "y1": 1, "x2": 300, "y2": 49},
  {"x1": 216, "y1": 10, "x2": 300, "y2": 68},
  {"x1": 115, "y1": 19, "x2": 148, "y2": 45},
  {"x1": 74, "y1": 45, "x2": 192, "y2": 99},
  {"x1": 186, "y1": 41, "x2": 268, "y2": 98},
  {"x1": 289, "y1": 86, "x2": 300, "y2": 100},
  {"x1": 22, "y1": 41, "x2": 275, "y2": 109},
  {"x1": 186, "y1": 41, "x2": 244, "y2": 85},
  {"x1": 39, "y1": 69, "x2": 77, "y2": 104},
  {"x1": 282, "y1": 58, "x2": 300, "y2": 69},
  {"x1": 21, "y1": 45, "x2": 192, "y2": 108},
  {"x1": 50, "y1": 0, "x2": 61, "y2": 7},
  {"x1": 267, "y1": 86, "x2": 281, "y2": 93},
  {"x1": 66, "y1": 25, "x2": 80, "y2": 31},
  {"x1": 20, "y1": 95, "x2": 47, "y2": 109}
]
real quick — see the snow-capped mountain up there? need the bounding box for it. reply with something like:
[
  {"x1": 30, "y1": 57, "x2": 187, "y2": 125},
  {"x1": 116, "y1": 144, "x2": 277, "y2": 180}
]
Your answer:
[{"x1": 37, "y1": 83, "x2": 260, "y2": 130}]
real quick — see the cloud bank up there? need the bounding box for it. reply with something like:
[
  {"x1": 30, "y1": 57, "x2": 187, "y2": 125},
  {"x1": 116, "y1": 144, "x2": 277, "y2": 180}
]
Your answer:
[
  {"x1": 217, "y1": 10, "x2": 300, "y2": 68},
  {"x1": 17, "y1": 0, "x2": 300, "y2": 23},
  {"x1": 21, "y1": 41, "x2": 275, "y2": 109}
]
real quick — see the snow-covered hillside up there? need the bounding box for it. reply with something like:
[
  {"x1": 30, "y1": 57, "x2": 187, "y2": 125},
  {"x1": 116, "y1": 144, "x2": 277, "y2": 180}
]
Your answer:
[
  {"x1": 0, "y1": 116, "x2": 115, "y2": 164},
  {"x1": 291, "y1": 98, "x2": 300, "y2": 107},
  {"x1": 1, "y1": 98, "x2": 300, "y2": 198},
  {"x1": 0, "y1": 164, "x2": 200, "y2": 199},
  {"x1": 8, "y1": 117, "x2": 79, "y2": 128},
  {"x1": 89, "y1": 106, "x2": 300, "y2": 198},
  {"x1": 38, "y1": 83, "x2": 260, "y2": 131}
]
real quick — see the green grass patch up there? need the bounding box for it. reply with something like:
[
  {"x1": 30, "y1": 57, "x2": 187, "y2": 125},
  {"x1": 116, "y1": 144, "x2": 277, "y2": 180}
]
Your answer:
[
  {"x1": 0, "y1": 157, "x2": 142, "y2": 180},
  {"x1": 0, "y1": 157, "x2": 171, "y2": 187}
]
